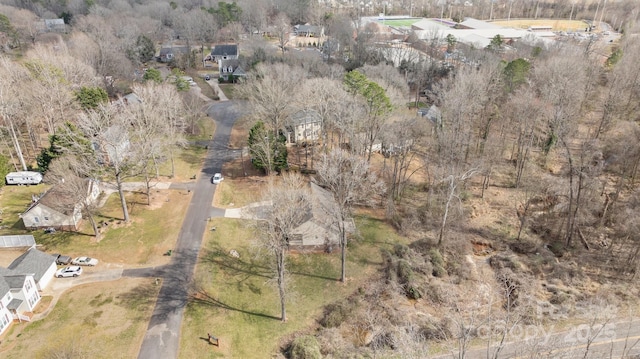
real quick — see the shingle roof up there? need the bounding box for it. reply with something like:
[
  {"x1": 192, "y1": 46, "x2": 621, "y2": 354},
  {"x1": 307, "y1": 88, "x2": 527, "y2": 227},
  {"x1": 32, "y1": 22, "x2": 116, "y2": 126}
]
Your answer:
[
  {"x1": 3, "y1": 275, "x2": 27, "y2": 289},
  {"x1": 211, "y1": 44, "x2": 238, "y2": 56},
  {"x1": 289, "y1": 109, "x2": 322, "y2": 126},
  {"x1": 220, "y1": 59, "x2": 240, "y2": 68},
  {"x1": 7, "y1": 298, "x2": 23, "y2": 310},
  {"x1": 0, "y1": 277, "x2": 9, "y2": 298},
  {"x1": 0, "y1": 235, "x2": 36, "y2": 249},
  {"x1": 8, "y1": 248, "x2": 55, "y2": 282}
]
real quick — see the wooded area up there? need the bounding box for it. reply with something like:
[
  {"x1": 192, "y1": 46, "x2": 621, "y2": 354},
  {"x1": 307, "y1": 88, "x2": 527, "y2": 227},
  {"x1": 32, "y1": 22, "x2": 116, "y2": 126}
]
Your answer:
[{"x1": 1, "y1": 0, "x2": 640, "y2": 357}]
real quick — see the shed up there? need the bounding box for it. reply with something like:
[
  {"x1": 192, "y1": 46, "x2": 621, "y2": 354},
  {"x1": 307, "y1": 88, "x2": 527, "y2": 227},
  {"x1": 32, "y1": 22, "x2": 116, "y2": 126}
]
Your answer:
[{"x1": 0, "y1": 235, "x2": 36, "y2": 250}]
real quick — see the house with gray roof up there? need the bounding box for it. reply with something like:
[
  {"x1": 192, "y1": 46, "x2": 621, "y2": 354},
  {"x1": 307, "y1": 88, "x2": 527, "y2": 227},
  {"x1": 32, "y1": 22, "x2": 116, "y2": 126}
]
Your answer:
[
  {"x1": 0, "y1": 247, "x2": 52, "y2": 334},
  {"x1": 286, "y1": 181, "x2": 354, "y2": 251},
  {"x1": 20, "y1": 179, "x2": 100, "y2": 231},
  {"x1": 294, "y1": 24, "x2": 324, "y2": 38},
  {"x1": 157, "y1": 45, "x2": 191, "y2": 63},
  {"x1": 286, "y1": 109, "x2": 322, "y2": 144},
  {"x1": 8, "y1": 247, "x2": 57, "y2": 291},
  {"x1": 209, "y1": 44, "x2": 239, "y2": 62},
  {"x1": 218, "y1": 59, "x2": 246, "y2": 81}
]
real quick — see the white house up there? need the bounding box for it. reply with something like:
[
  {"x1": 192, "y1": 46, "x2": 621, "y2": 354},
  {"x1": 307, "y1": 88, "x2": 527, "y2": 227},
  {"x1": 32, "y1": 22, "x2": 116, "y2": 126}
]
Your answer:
[
  {"x1": 21, "y1": 180, "x2": 101, "y2": 231},
  {"x1": 209, "y1": 44, "x2": 239, "y2": 62},
  {"x1": 0, "y1": 247, "x2": 56, "y2": 334},
  {"x1": 7, "y1": 247, "x2": 57, "y2": 291}
]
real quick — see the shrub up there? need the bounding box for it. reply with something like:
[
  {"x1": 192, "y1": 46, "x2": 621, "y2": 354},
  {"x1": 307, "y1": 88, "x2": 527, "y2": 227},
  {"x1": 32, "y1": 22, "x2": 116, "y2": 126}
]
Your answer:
[
  {"x1": 429, "y1": 249, "x2": 446, "y2": 277},
  {"x1": 320, "y1": 300, "x2": 354, "y2": 328},
  {"x1": 289, "y1": 335, "x2": 322, "y2": 359},
  {"x1": 510, "y1": 237, "x2": 539, "y2": 254},
  {"x1": 394, "y1": 243, "x2": 411, "y2": 259}
]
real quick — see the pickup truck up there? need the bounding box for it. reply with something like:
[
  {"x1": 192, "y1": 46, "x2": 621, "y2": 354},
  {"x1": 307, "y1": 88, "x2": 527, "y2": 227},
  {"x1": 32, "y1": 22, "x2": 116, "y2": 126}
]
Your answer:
[{"x1": 52, "y1": 254, "x2": 72, "y2": 265}]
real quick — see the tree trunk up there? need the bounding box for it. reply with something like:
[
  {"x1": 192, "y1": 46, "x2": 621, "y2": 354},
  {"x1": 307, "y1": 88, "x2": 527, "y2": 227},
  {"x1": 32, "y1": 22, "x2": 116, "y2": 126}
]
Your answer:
[
  {"x1": 340, "y1": 215, "x2": 347, "y2": 283},
  {"x1": 86, "y1": 208, "x2": 100, "y2": 240},
  {"x1": 115, "y1": 172, "x2": 130, "y2": 222},
  {"x1": 9, "y1": 120, "x2": 27, "y2": 171},
  {"x1": 438, "y1": 176, "x2": 455, "y2": 247},
  {"x1": 276, "y1": 248, "x2": 287, "y2": 322}
]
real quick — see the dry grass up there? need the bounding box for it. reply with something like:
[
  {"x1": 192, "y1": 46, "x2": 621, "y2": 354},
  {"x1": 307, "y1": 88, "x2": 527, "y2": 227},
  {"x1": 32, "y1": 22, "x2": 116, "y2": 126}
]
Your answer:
[{"x1": 0, "y1": 278, "x2": 160, "y2": 359}]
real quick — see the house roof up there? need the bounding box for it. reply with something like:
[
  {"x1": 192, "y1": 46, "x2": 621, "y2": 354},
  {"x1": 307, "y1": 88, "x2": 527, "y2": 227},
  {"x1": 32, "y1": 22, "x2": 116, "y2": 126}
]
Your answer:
[
  {"x1": 7, "y1": 298, "x2": 23, "y2": 310},
  {"x1": 3, "y1": 274, "x2": 27, "y2": 289},
  {"x1": 159, "y1": 46, "x2": 190, "y2": 57},
  {"x1": 289, "y1": 109, "x2": 322, "y2": 126},
  {"x1": 211, "y1": 44, "x2": 238, "y2": 57},
  {"x1": 22, "y1": 186, "x2": 76, "y2": 217},
  {"x1": 220, "y1": 59, "x2": 240, "y2": 68},
  {"x1": 294, "y1": 24, "x2": 323, "y2": 34},
  {"x1": 8, "y1": 248, "x2": 55, "y2": 282},
  {"x1": 0, "y1": 277, "x2": 9, "y2": 298},
  {"x1": 233, "y1": 66, "x2": 246, "y2": 77}
]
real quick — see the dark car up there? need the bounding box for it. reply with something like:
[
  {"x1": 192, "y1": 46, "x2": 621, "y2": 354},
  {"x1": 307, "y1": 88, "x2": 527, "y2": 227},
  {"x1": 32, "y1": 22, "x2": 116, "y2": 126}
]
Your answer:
[{"x1": 52, "y1": 254, "x2": 72, "y2": 265}]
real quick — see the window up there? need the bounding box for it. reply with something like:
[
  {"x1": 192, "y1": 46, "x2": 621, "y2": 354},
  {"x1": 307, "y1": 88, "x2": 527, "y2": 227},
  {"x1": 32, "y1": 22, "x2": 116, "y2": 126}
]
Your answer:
[
  {"x1": 34, "y1": 217, "x2": 39, "y2": 223},
  {"x1": 44, "y1": 216, "x2": 49, "y2": 221}
]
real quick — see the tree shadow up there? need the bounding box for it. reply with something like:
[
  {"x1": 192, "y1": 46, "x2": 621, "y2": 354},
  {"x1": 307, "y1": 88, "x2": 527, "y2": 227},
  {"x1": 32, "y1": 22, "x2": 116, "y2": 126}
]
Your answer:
[
  {"x1": 189, "y1": 286, "x2": 281, "y2": 321},
  {"x1": 199, "y1": 247, "x2": 272, "y2": 281},
  {"x1": 117, "y1": 280, "x2": 161, "y2": 320}
]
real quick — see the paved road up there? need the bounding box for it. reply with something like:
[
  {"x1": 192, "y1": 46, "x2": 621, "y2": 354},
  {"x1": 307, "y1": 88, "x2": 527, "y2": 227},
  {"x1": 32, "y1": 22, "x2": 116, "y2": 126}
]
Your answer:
[
  {"x1": 136, "y1": 100, "x2": 245, "y2": 359},
  {"x1": 431, "y1": 318, "x2": 640, "y2": 359}
]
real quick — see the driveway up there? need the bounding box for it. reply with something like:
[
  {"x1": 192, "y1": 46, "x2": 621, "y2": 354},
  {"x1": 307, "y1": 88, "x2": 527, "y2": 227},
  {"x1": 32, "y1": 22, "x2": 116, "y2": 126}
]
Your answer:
[{"x1": 136, "y1": 100, "x2": 246, "y2": 359}]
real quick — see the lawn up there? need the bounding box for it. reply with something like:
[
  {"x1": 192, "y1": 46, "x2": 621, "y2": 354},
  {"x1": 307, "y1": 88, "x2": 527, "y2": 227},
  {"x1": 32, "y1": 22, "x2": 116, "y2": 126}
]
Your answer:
[
  {"x1": 218, "y1": 83, "x2": 238, "y2": 100},
  {"x1": 180, "y1": 213, "x2": 406, "y2": 358},
  {"x1": 377, "y1": 18, "x2": 421, "y2": 27},
  {"x1": 0, "y1": 142, "x2": 207, "y2": 265},
  {"x1": 0, "y1": 278, "x2": 160, "y2": 359}
]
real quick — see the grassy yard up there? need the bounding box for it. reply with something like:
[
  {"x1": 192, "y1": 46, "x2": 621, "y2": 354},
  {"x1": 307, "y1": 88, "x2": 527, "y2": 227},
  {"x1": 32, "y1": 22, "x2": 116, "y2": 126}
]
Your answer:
[
  {"x1": 218, "y1": 83, "x2": 238, "y2": 100},
  {"x1": 0, "y1": 142, "x2": 207, "y2": 265},
  {"x1": 180, "y1": 213, "x2": 406, "y2": 358},
  {"x1": 377, "y1": 18, "x2": 422, "y2": 27},
  {"x1": 0, "y1": 278, "x2": 160, "y2": 359}
]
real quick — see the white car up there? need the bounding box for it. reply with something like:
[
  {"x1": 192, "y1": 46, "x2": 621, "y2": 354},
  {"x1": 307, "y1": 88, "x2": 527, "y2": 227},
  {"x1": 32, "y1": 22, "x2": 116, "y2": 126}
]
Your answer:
[
  {"x1": 211, "y1": 173, "x2": 224, "y2": 184},
  {"x1": 72, "y1": 256, "x2": 99, "y2": 266},
  {"x1": 56, "y1": 266, "x2": 82, "y2": 278}
]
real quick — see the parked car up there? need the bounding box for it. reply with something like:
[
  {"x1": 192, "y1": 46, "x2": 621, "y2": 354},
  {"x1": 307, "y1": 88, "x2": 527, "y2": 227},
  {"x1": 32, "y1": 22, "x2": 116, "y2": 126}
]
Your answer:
[
  {"x1": 72, "y1": 256, "x2": 99, "y2": 266},
  {"x1": 56, "y1": 266, "x2": 82, "y2": 278},
  {"x1": 52, "y1": 254, "x2": 72, "y2": 265},
  {"x1": 211, "y1": 173, "x2": 224, "y2": 184}
]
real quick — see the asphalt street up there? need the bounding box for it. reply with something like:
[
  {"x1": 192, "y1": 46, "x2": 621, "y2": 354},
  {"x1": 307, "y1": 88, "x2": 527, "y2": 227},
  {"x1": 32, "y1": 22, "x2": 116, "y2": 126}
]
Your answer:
[
  {"x1": 136, "y1": 100, "x2": 245, "y2": 359},
  {"x1": 431, "y1": 318, "x2": 640, "y2": 358}
]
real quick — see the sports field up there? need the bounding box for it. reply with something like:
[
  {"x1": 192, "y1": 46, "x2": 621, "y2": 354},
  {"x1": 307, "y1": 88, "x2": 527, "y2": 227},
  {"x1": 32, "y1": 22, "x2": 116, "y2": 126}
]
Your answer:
[
  {"x1": 491, "y1": 19, "x2": 590, "y2": 31},
  {"x1": 377, "y1": 18, "x2": 422, "y2": 26}
]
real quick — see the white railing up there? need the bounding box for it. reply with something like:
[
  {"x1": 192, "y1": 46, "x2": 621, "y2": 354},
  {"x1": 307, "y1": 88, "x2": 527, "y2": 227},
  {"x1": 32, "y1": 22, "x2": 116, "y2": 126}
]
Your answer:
[{"x1": 14, "y1": 313, "x2": 31, "y2": 322}]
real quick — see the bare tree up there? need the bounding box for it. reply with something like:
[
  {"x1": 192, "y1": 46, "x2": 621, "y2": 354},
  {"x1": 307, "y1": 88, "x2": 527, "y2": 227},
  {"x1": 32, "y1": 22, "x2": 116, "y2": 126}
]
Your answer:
[
  {"x1": 75, "y1": 103, "x2": 136, "y2": 222},
  {"x1": 45, "y1": 156, "x2": 101, "y2": 238},
  {"x1": 315, "y1": 149, "x2": 385, "y2": 282},
  {"x1": 0, "y1": 56, "x2": 30, "y2": 171},
  {"x1": 255, "y1": 173, "x2": 311, "y2": 321},
  {"x1": 273, "y1": 12, "x2": 291, "y2": 56},
  {"x1": 237, "y1": 63, "x2": 306, "y2": 136}
]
